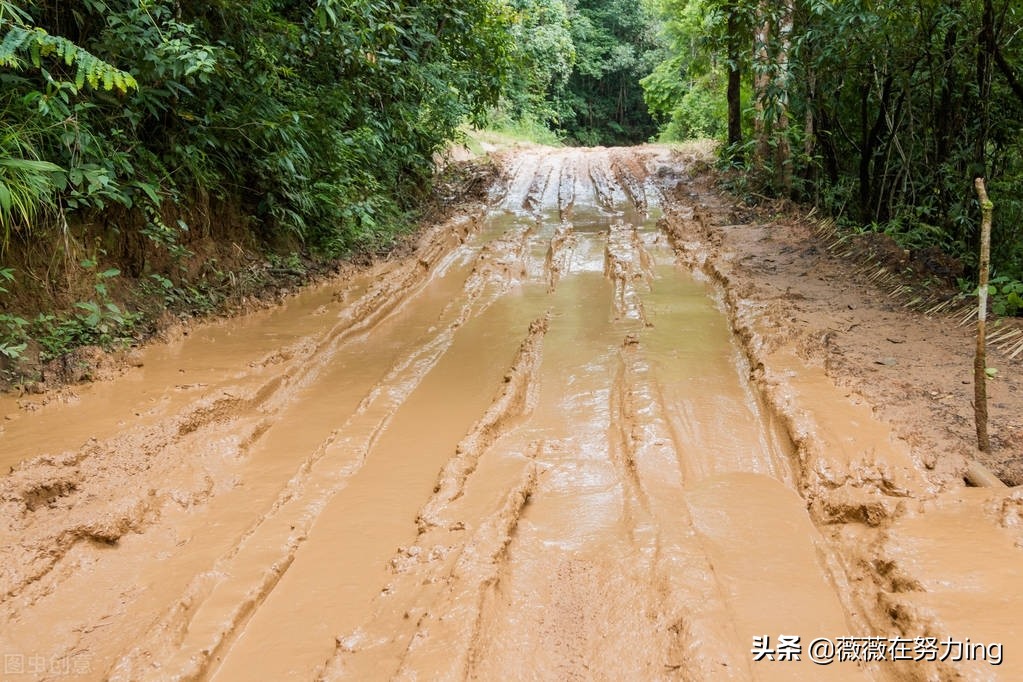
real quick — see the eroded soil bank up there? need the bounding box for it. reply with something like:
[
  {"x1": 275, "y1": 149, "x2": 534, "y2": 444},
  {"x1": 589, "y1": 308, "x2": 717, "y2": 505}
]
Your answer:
[{"x1": 0, "y1": 145, "x2": 1020, "y2": 681}]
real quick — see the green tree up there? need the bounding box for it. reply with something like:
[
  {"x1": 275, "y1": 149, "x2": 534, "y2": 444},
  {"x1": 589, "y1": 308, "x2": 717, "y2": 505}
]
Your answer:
[
  {"x1": 646, "y1": 0, "x2": 1023, "y2": 281},
  {"x1": 0, "y1": 0, "x2": 136, "y2": 247},
  {"x1": 0, "y1": 0, "x2": 516, "y2": 259},
  {"x1": 500, "y1": 0, "x2": 576, "y2": 127},
  {"x1": 560, "y1": 0, "x2": 660, "y2": 145},
  {"x1": 641, "y1": 0, "x2": 755, "y2": 153}
]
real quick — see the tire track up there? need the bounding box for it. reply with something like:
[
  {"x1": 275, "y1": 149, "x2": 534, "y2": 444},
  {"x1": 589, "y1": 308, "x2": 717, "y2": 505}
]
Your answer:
[
  {"x1": 557, "y1": 154, "x2": 578, "y2": 221},
  {"x1": 417, "y1": 313, "x2": 549, "y2": 532},
  {"x1": 106, "y1": 216, "x2": 527, "y2": 681},
  {"x1": 0, "y1": 214, "x2": 484, "y2": 612},
  {"x1": 610, "y1": 150, "x2": 649, "y2": 214},
  {"x1": 611, "y1": 337, "x2": 750, "y2": 679},
  {"x1": 317, "y1": 311, "x2": 550, "y2": 676}
]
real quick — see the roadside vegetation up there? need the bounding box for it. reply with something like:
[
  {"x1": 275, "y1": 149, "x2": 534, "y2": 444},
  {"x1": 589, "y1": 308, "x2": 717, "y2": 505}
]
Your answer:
[
  {"x1": 640, "y1": 0, "x2": 1023, "y2": 308},
  {"x1": 0, "y1": 0, "x2": 514, "y2": 385}
]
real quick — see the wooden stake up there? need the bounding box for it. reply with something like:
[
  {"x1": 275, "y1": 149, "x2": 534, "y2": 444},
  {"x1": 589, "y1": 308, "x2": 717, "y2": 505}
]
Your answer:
[{"x1": 974, "y1": 177, "x2": 992, "y2": 452}]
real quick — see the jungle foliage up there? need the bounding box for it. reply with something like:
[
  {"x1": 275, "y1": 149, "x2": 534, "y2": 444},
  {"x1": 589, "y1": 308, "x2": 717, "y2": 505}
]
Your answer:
[
  {"x1": 643, "y1": 0, "x2": 1023, "y2": 284},
  {"x1": 0, "y1": 0, "x2": 524, "y2": 374},
  {"x1": 492, "y1": 0, "x2": 661, "y2": 146},
  {"x1": 0, "y1": 0, "x2": 515, "y2": 258},
  {"x1": 559, "y1": 0, "x2": 661, "y2": 144},
  {"x1": 0, "y1": 0, "x2": 671, "y2": 279}
]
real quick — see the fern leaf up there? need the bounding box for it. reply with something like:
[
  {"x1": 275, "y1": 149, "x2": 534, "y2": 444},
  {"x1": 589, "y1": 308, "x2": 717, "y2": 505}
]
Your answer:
[
  {"x1": 0, "y1": 26, "x2": 30, "y2": 67},
  {"x1": 86, "y1": 59, "x2": 100, "y2": 89},
  {"x1": 28, "y1": 35, "x2": 40, "y2": 67},
  {"x1": 1, "y1": 23, "x2": 136, "y2": 93}
]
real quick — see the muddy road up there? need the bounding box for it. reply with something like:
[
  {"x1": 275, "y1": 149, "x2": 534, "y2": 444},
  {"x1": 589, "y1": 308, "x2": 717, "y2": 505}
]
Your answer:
[{"x1": 2, "y1": 146, "x2": 1021, "y2": 681}]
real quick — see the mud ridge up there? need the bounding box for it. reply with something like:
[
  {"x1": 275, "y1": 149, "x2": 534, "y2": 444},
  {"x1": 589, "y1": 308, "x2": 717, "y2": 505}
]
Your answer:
[
  {"x1": 588, "y1": 158, "x2": 618, "y2": 209},
  {"x1": 417, "y1": 313, "x2": 549, "y2": 532},
  {"x1": 544, "y1": 223, "x2": 576, "y2": 294},
  {"x1": 604, "y1": 221, "x2": 653, "y2": 325},
  {"x1": 523, "y1": 158, "x2": 555, "y2": 215},
  {"x1": 466, "y1": 221, "x2": 532, "y2": 294},
  {"x1": 407, "y1": 463, "x2": 538, "y2": 679},
  {"x1": 609, "y1": 150, "x2": 649, "y2": 213},
  {"x1": 556, "y1": 157, "x2": 577, "y2": 221}
]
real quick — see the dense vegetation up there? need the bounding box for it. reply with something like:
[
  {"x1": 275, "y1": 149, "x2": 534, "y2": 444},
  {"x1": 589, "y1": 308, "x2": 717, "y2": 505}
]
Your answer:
[
  {"x1": 558, "y1": 0, "x2": 660, "y2": 144},
  {"x1": 643, "y1": 0, "x2": 1023, "y2": 290},
  {"x1": 0, "y1": 0, "x2": 515, "y2": 368},
  {"x1": 492, "y1": 0, "x2": 660, "y2": 145},
  {"x1": 1, "y1": 0, "x2": 513, "y2": 254}
]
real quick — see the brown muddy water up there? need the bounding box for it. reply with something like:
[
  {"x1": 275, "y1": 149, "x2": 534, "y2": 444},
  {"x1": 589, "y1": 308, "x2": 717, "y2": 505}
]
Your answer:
[{"x1": 1, "y1": 147, "x2": 1021, "y2": 681}]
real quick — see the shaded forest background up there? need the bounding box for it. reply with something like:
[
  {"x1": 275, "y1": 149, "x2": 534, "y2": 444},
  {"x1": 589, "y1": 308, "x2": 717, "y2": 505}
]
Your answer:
[{"x1": 2, "y1": 0, "x2": 1023, "y2": 375}]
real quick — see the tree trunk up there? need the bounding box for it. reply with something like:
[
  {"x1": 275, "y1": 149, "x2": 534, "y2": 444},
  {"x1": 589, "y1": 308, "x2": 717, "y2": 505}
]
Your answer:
[
  {"x1": 774, "y1": 0, "x2": 794, "y2": 195},
  {"x1": 859, "y1": 72, "x2": 894, "y2": 222},
  {"x1": 727, "y1": 6, "x2": 743, "y2": 160},
  {"x1": 974, "y1": 177, "x2": 992, "y2": 453},
  {"x1": 935, "y1": 1, "x2": 959, "y2": 167},
  {"x1": 753, "y1": 0, "x2": 772, "y2": 171}
]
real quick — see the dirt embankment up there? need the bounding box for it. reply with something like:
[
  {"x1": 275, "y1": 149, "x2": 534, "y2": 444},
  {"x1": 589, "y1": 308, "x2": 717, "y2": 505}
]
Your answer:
[
  {"x1": 661, "y1": 160, "x2": 1023, "y2": 486},
  {"x1": 0, "y1": 144, "x2": 1020, "y2": 681},
  {"x1": 0, "y1": 160, "x2": 500, "y2": 394}
]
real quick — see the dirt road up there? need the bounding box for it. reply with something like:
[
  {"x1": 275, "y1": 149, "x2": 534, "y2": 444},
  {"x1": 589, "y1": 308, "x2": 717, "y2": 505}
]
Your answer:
[{"x1": 1, "y1": 146, "x2": 1021, "y2": 681}]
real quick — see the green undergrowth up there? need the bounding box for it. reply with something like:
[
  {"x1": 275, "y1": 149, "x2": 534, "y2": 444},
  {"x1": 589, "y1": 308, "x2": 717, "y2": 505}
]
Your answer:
[
  {"x1": 0, "y1": 246, "x2": 329, "y2": 389},
  {"x1": 0, "y1": 155, "x2": 494, "y2": 392},
  {"x1": 716, "y1": 152, "x2": 1023, "y2": 321}
]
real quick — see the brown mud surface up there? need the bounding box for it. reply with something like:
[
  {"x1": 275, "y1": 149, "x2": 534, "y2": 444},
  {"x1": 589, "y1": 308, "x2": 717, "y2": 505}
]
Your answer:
[{"x1": 1, "y1": 145, "x2": 1021, "y2": 681}]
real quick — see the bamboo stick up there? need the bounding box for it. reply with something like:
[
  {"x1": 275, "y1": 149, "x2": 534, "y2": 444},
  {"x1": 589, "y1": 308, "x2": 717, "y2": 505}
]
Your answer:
[{"x1": 974, "y1": 178, "x2": 992, "y2": 452}]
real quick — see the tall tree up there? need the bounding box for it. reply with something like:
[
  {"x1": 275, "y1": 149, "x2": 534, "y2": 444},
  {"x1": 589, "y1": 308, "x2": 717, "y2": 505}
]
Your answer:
[
  {"x1": 726, "y1": 3, "x2": 744, "y2": 156},
  {"x1": 644, "y1": 0, "x2": 1023, "y2": 280}
]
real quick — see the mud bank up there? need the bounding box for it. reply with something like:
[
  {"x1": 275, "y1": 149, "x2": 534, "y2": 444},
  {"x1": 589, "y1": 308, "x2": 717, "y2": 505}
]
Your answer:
[
  {"x1": 0, "y1": 145, "x2": 1020, "y2": 681},
  {"x1": 657, "y1": 153, "x2": 1023, "y2": 681}
]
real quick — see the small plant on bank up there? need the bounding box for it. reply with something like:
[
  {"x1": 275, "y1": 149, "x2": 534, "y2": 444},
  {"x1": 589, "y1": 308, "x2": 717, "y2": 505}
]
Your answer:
[
  {"x1": 0, "y1": 267, "x2": 28, "y2": 360},
  {"x1": 957, "y1": 274, "x2": 1023, "y2": 318},
  {"x1": 30, "y1": 259, "x2": 139, "y2": 362},
  {"x1": 984, "y1": 276, "x2": 1023, "y2": 317}
]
